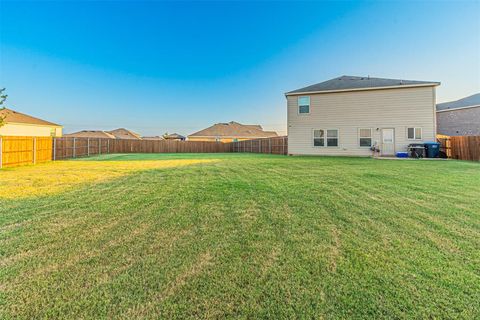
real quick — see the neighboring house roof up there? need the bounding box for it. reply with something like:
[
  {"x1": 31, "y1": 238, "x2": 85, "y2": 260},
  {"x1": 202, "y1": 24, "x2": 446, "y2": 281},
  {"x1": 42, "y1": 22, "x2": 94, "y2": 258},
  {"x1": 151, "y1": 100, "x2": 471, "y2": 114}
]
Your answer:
[
  {"x1": 0, "y1": 108, "x2": 62, "y2": 127},
  {"x1": 142, "y1": 136, "x2": 165, "y2": 140},
  {"x1": 188, "y1": 121, "x2": 278, "y2": 138},
  {"x1": 436, "y1": 93, "x2": 480, "y2": 111},
  {"x1": 64, "y1": 130, "x2": 116, "y2": 139},
  {"x1": 107, "y1": 128, "x2": 142, "y2": 140},
  {"x1": 163, "y1": 133, "x2": 185, "y2": 140},
  {"x1": 286, "y1": 75, "x2": 440, "y2": 95}
]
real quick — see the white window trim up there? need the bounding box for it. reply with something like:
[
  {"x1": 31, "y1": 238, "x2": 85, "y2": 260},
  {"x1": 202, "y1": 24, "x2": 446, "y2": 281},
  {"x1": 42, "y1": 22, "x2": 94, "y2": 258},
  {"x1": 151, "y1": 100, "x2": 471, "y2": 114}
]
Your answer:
[
  {"x1": 298, "y1": 96, "x2": 310, "y2": 115},
  {"x1": 312, "y1": 128, "x2": 340, "y2": 148},
  {"x1": 407, "y1": 127, "x2": 423, "y2": 140},
  {"x1": 358, "y1": 128, "x2": 373, "y2": 148}
]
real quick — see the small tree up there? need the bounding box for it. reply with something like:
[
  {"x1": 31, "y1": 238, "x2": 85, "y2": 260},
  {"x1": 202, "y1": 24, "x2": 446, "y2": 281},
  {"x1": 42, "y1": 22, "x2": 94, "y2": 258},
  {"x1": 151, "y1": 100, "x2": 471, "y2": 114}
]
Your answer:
[{"x1": 0, "y1": 88, "x2": 7, "y2": 128}]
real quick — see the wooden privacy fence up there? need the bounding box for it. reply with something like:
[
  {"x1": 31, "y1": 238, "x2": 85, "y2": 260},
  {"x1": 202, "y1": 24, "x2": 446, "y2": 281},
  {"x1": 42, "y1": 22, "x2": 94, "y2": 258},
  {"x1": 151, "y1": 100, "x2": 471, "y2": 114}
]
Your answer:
[
  {"x1": 0, "y1": 136, "x2": 289, "y2": 167},
  {"x1": 437, "y1": 135, "x2": 480, "y2": 161},
  {"x1": 231, "y1": 136, "x2": 288, "y2": 155},
  {"x1": 111, "y1": 139, "x2": 233, "y2": 154},
  {"x1": 53, "y1": 137, "x2": 111, "y2": 160},
  {"x1": 437, "y1": 135, "x2": 452, "y2": 158},
  {"x1": 0, "y1": 136, "x2": 53, "y2": 168},
  {"x1": 53, "y1": 137, "x2": 233, "y2": 160},
  {"x1": 448, "y1": 136, "x2": 480, "y2": 161}
]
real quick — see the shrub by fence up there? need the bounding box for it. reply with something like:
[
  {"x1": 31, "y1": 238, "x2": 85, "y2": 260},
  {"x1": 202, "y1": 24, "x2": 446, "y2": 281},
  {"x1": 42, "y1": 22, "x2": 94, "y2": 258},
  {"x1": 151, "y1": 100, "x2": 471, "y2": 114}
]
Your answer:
[
  {"x1": 0, "y1": 136, "x2": 52, "y2": 168},
  {"x1": 231, "y1": 136, "x2": 288, "y2": 155}
]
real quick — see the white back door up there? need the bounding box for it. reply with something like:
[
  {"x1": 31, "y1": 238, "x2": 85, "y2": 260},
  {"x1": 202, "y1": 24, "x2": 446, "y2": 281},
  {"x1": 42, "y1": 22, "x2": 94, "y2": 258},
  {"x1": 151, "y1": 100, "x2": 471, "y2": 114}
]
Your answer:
[{"x1": 381, "y1": 128, "x2": 395, "y2": 156}]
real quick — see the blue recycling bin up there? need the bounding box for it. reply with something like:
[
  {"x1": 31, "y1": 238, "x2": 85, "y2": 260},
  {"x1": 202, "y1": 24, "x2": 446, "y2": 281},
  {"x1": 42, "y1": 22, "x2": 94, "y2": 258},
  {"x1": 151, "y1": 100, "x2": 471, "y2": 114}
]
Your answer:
[{"x1": 424, "y1": 142, "x2": 440, "y2": 158}]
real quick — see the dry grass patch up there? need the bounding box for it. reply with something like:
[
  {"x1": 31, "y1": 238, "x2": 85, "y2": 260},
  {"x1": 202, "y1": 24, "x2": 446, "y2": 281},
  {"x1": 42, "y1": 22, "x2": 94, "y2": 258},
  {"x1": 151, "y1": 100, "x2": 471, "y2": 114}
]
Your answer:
[{"x1": 0, "y1": 159, "x2": 217, "y2": 199}]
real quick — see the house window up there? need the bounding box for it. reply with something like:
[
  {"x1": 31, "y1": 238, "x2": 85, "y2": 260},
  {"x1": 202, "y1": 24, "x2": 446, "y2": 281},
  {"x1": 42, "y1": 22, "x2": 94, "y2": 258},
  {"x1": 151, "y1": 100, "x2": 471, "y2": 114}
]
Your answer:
[
  {"x1": 359, "y1": 128, "x2": 372, "y2": 147},
  {"x1": 313, "y1": 129, "x2": 339, "y2": 147},
  {"x1": 407, "y1": 127, "x2": 422, "y2": 140},
  {"x1": 313, "y1": 129, "x2": 324, "y2": 146},
  {"x1": 327, "y1": 129, "x2": 339, "y2": 147},
  {"x1": 298, "y1": 96, "x2": 310, "y2": 114}
]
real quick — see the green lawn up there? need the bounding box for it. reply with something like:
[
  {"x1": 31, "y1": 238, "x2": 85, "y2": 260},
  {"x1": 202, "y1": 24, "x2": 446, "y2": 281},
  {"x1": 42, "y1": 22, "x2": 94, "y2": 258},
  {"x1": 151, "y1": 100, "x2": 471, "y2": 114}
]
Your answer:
[{"x1": 1, "y1": 153, "x2": 479, "y2": 319}]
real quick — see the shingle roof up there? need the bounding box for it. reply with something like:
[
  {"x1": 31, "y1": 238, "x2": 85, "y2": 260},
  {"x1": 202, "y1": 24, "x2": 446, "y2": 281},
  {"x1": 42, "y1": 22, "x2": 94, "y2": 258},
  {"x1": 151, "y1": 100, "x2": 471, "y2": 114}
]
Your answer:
[
  {"x1": 107, "y1": 128, "x2": 142, "y2": 140},
  {"x1": 163, "y1": 133, "x2": 185, "y2": 140},
  {"x1": 0, "y1": 108, "x2": 61, "y2": 126},
  {"x1": 142, "y1": 136, "x2": 165, "y2": 140},
  {"x1": 286, "y1": 75, "x2": 440, "y2": 95},
  {"x1": 64, "y1": 130, "x2": 116, "y2": 139},
  {"x1": 188, "y1": 121, "x2": 278, "y2": 138},
  {"x1": 436, "y1": 93, "x2": 480, "y2": 111}
]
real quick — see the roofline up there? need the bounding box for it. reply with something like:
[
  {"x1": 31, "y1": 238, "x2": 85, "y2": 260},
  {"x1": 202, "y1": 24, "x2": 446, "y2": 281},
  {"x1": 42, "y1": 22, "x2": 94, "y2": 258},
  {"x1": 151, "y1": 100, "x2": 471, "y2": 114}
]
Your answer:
[
  {"x1": 284, "y1": 83, "x2": 441, "y2": 96},
  {"x1": 187, "y1": 135, "x2": 278, "y2": 138},
  {"x1": 3, "y1": 121, "x2": 63, "y2": 128},
  {"x1": 1, "y1": 108, "x2": 62, "y2": 127},
  {"x1": 436, "y1": 104, "x2": 480, "y2": 113},
  {"x1": 108, "y1": 128, "x2": 142, "y2": 137}
]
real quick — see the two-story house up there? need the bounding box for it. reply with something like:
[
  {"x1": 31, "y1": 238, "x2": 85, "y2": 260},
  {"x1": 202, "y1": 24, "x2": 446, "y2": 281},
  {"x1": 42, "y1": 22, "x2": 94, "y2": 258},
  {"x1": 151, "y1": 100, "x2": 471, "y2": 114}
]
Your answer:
[{"x1": 286, "y1": 76, "x2": 440, "y2": 156}]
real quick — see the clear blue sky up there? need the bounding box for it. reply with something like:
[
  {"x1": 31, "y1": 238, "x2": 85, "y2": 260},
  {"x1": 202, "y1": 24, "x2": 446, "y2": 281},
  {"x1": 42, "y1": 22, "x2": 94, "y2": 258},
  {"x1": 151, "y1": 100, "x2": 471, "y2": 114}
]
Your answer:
[{"x1": 1, "y1": 1, "x2": 479, "y2": 136}]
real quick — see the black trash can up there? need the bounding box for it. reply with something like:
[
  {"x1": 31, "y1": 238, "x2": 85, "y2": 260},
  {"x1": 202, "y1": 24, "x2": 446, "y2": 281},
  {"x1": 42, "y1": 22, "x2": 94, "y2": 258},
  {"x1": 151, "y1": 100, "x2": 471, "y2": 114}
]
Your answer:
[
  {"x1": 408, "y1": 143, "x2": 425, "y2": 158},
  {"x1": 424, "y1": 142, "x2": 440, "y2": 158}
]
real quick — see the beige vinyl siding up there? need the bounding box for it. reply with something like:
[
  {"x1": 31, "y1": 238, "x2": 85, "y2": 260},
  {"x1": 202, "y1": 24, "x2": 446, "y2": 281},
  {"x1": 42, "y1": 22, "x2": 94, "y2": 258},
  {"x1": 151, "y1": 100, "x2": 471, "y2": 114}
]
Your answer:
[
  {"x1": 0, "y1": 123, "x2": 63, "y2": 137},
  {"x1": 287, "y1": 86, "x2": 436, "y2": 156}
]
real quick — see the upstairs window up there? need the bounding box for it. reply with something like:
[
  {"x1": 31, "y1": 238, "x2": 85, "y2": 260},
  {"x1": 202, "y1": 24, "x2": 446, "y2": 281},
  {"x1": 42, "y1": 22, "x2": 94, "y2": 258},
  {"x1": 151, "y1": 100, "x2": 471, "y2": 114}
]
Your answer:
[
  {"x1": 359, "y1": 128, "x2": 372, "y2": 147},
  {"x1": 298, "y1": 96, "x2": 310, "y2": 114},
  {"x1": 407, "y1": 127, "x2": 422, "y2": 140}
]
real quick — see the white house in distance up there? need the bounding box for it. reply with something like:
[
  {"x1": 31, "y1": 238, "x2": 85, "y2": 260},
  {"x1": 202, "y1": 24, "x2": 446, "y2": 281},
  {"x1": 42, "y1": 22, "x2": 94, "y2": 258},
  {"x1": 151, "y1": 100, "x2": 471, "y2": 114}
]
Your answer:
[{"x1": 286, "y1": 75, "x2": 440, "y2": 156}]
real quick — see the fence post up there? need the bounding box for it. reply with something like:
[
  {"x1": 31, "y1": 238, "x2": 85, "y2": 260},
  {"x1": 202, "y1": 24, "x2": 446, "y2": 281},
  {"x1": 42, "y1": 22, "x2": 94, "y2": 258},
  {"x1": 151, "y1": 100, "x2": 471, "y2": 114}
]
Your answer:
[
  {"x1": 87, "y1": 138, "x2": 90, "y2": 156},
  {"x1": 283, "y1": 137, "x2": 286, "y2": 155},
  {"x1": 99, "y1": 139, "x2": 101, "y2": 155},
  {"x1": 53, "y1": 138, "x2": 56, "y2": 161},
  {"x1": 269, "y1": 139, "x2": 272, "y2": 154},
  {"x1": 73, "y1": 138, "x2": 76, "y2": 158},
  {"x1": 0, "y1": 136, "x2": 2, "y2": 168},
  {"x1": 33, "y1": 137, "x2": 37, "y2": 164},
  {"x1": 107, "y1": 139, "x2": 110, "y2": 154}
]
